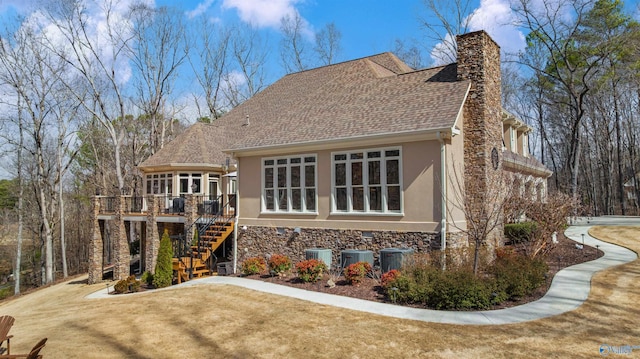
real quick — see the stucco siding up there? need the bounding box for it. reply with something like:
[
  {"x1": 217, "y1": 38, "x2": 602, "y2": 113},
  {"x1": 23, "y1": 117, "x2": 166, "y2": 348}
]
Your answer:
[{"x1": 237, "y1": 140, "x2": 443, "y2": 232}]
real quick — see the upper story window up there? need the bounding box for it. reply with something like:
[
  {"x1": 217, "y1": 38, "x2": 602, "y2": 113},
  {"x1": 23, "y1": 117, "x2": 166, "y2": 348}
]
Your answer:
[
  {"x1": 179, "y1": 173, "x2": 202, "y2": 195},
  {"x1": 262, "y1": 155, "x2": 317, "y2": 213},
  {"x1": 332, "y1": 147, "x2": 402, "y2": 214},
  {"x1": 146, "y1": 173, "x2": 173, "y2": 195}
]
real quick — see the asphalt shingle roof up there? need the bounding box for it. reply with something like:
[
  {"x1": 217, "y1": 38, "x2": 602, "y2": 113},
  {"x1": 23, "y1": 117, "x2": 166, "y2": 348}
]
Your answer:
[{"x1": 140, "y1": 52, "x2": 470, "y2": 168}]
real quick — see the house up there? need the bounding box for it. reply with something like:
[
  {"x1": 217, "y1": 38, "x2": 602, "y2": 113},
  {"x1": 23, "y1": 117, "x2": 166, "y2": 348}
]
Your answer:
[{"x1": 88, "y1": 30, "x2": 551, "y2": 283}]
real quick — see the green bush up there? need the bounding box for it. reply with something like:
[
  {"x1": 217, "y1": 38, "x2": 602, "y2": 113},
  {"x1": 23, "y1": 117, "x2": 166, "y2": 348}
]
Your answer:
[
  {"x1": 344, "y1": 261, "x2": 372, "y2": 285},
  {"x1": 504, "y1": 222, "x2": 537, "y2": 244},
  {"x1": 241, "y1": 257, "x2": 267, "y2": 275},
  {"x1": 430, "y1": 270, "x2": 493, "y2": 310},
  {"x1": 295, "y1": 259, "x2": 327, "y2": 283},
  {"x1": 268, "y1": 254, "x2": 292, "y2": 275},
  {"x1": 384, "y1": 252, "x2": 548, "y2": 310},
  {"x1": 141, "y1": 271, "x2": 154, "y2": 286},
  {"x1": 153, "y1": 229, "x2": 174, "y2": 288}
]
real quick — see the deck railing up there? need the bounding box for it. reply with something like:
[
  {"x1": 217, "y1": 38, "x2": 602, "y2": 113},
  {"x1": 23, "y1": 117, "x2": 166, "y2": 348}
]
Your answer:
[{"x1": 97, "y1": 194, "x2": 236, "y2": 217}]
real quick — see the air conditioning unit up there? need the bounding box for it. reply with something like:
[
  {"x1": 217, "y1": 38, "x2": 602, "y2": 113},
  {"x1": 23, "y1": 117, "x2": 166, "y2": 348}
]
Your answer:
[
  {"x1": 340, "y1": 249, "x2": 374, "y2": 268},
  {"x1": 380, "y1": 248, "x2": 414, "y2": 273},
  {"x1": 305, "y1": 248, "x2": 332, "y2": 268}
]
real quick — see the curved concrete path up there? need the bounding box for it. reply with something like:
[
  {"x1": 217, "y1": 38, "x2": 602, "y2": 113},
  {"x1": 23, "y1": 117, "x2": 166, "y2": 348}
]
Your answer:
[{"x1": 88, "y1": 217, "x2": 638, "y2": 325}]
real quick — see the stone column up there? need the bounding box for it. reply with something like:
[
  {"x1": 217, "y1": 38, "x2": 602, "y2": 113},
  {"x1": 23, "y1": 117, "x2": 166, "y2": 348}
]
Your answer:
[
  {"x1": 112, "y1": 195, "x2": 130, "y2": 280},
  {"x1": 88, "y1": 196, "x2": 103, "y2": 284},
  {"x1": 145, "y1": 196, "x2": 160, "y2": 273},
  {"x1": 185, "y1": 194, "x2": 197, "y2": 241}
]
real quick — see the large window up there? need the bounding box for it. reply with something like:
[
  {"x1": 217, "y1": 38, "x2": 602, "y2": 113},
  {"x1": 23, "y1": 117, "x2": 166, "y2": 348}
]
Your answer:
[
  {"x1": 145, "y1": 173, "x2": 173, "y2": 195},
  {"x1": 263, "y1": 155, "x2": 317, "y2": 213},
  {"x1": 332, "y1": 148, "x2": 401, "y2": 213}
]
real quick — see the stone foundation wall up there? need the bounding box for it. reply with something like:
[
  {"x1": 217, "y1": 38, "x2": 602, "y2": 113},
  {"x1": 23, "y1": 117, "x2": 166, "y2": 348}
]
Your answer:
[{"x1": 237, "y1": 226, "x2": 466, "y2": 268}]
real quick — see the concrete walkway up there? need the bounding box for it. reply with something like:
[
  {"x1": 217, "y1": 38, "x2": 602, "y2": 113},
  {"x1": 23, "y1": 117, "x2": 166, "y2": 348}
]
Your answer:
[{"x1": 87, "y1": 218, "x2": 638, "y2": 325}]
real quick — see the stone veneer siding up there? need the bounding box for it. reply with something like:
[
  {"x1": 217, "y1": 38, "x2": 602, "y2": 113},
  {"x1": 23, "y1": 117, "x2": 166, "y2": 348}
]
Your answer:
[
  {"x1": 88, "y1": 197, "x2": 102, "y2": 284},
  {"x1": 237, "y1": 226, "x2": 445, "y2": 268},
  {"x1": 145, "y1": 196, "x2": 161, "y2": 274},
  {"x1": 457, "y1": 30, "x2": 505, "y2": 248},
  {"x1": 112, "y1": 195, "x2": 130, "y2": 280}
]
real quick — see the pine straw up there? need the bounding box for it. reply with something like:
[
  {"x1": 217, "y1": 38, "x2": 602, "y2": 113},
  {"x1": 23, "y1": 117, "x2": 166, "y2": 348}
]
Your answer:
[{"x1": 0, "y1": 225, "x2": 638, "y2": 358}]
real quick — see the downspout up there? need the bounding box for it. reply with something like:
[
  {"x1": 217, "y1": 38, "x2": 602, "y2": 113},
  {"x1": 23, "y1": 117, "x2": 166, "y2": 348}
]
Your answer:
[
  {"x1": 232, "y1": 154, "x2": 238, "y2": 274},
  {"x1": 436, "y1": 132, "x2": 447, "y2": 253}
]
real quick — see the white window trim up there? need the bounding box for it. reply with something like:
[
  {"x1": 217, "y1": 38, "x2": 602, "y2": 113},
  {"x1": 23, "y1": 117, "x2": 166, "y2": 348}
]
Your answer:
[
  {"x1": 261, "y1": 154, "x2": 318, "y2": 214},
  {"x1": 330, "y1": 147, "x2": 403, "y2": 215},
  {"x1": 145, "y1": 173, "x2": 174, "y2": 195}
]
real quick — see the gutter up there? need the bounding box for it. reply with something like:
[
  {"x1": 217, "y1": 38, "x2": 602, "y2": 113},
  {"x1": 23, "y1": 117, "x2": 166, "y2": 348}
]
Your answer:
[{"x1": 436, "y1": 131, "x2": 447, "y2": 252}]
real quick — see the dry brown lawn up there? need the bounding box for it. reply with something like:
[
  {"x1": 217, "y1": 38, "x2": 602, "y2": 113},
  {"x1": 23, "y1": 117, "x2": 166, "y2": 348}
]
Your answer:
[{"x1": 1, "y1": 225, "x2": 639, "y2": 358}]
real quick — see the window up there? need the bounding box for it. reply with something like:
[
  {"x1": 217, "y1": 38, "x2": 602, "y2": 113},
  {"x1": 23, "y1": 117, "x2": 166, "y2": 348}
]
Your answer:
[
  {"x1": 145, "y1": 173, "x2": 173, "y2": 195},
  {"x1": 332, "y1": 148, "x2": 401, "y2": 213},
  {"x1": 263, "y1": 155, "x2": 317, "y2": 213},
  {"x1": 179, "y1": 173, "x2": 202, "y2": 195}
]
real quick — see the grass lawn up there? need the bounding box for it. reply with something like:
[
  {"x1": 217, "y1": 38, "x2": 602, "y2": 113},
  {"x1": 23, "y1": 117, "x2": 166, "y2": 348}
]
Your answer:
[{"x1": 0, "y1": 225, "x2": 638, "y2": 358}]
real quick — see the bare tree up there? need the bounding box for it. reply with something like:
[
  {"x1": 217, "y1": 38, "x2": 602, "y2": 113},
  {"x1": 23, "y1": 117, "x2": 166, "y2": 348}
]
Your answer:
[
  {"x1": 130, "y1": 4, "x2": 188, "y2": 153},
  {"x1": 314, "y1": 22, "x2": 342, "y2": 66},
  {"x1": 188, "y1": 15, "x2": 231, "y2": 120},
  {"x1": 447, "y1": 160, "x2": 511, "y2": 275},
  {"x1": 392, "y1": 39, "x2": 425, "y2": 69},
  {"x1": 279, "y1": 12, "x2": 309, "y2": 73},
  {"x1": 223, "y1": 24, "x2": 269, "y2": 108},
  {"x1": 418, "y1": 0, "x2": 475, "y2": 64},
  {"x1": 0, "y1": 19, "x2": 72, "y2": 284},
  {"x1": 43, "y1": 0, "x2": 135, "y2": 193}
]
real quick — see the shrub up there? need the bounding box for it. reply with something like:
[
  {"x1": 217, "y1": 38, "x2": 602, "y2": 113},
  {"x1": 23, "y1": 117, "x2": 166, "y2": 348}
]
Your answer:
[
  {"x1": 380, "y1": 269, "x2": 402, "y2": 289},
  {"x1": 344, "y1": 261, "x2": 372, "y2": 285},
  {"x1": 295, "y1": 259, "x2": 327, "y2": 282},
  {"x1": 141, "y1": 271, "x2": 154, "y2": 286},
  {"x1": 383, "y1": 253, "x2": 548, "y2": 310},
  {"x1": 429, "y1": 270, "x2": 492, "y2": 310},
  {"x1": 114, "y1": 275, "x2": 141, "y2": 294},
  {"x1": 241, "y1": 257, "x2": 267, "y2": 276},
  {"x1": 268, "y1": 254, "x2": 292, "y2": 275},
  {"x1": 153, "y1": 229, "x2": 174, "y2": 288},
  {"x1": 504, "y1": 222, "x2": 537, "y2": 244},
  {"x1": 491, "y1": 252, "x2": 548, "y2": 300}
]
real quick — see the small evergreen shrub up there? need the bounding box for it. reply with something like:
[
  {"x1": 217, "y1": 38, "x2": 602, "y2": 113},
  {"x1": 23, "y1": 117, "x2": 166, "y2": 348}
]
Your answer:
[
  {"x1": 344, "y1": 261, "x2": 372, "y2": 285},
  {"x1": 504, "y1": 222, "x2": 537, "y2": 244},
  {"x1": 241, "y1": 257, "x2": 267, "y2": 275},
  {"x1": 114, "y1": 275, "x2": 141, "y2": 294},
  {"x1": 268, "y1": 254, "x2": 292, "y2": 275},
  {"x1": 141, "y1": 271, "x2": 154, "y2": 286},
  {"x1": 295, "y1": 259, "x2": 327, "y2": 283},
  {"x1": 153, "y1": 229, "x2": 174, "y2": 288}
]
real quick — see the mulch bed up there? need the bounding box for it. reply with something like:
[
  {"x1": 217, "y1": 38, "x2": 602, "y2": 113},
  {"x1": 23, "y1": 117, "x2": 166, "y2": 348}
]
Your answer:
[{"x1": 239, "y1": 233, "x2": 603, "y2": 310}]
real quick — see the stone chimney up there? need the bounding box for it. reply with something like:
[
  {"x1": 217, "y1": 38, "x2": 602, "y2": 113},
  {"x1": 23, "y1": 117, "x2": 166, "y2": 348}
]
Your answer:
[{"x1": 456, "y1": 30, "x2": 504, "y2": 247}]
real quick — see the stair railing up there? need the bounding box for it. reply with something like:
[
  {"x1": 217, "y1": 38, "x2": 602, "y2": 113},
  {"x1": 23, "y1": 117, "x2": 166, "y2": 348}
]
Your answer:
[{"x1": 182, "y1": 194, "x2": 235, "y2": 278}]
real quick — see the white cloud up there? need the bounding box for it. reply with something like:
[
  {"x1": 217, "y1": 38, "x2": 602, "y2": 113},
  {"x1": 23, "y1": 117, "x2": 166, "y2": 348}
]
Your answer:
[
  {"x1": 221, "y1": 0, "x2": 299, "y2": 29},
  {"x1": 186, "y1": 0, "x2": 216, "y2": 19},
  {"x1": 429, "y1": 0, "x2": 527, "y2": 65},
  {"x1": 467, "y1": 0, "x2": 525, "y2": 55}
]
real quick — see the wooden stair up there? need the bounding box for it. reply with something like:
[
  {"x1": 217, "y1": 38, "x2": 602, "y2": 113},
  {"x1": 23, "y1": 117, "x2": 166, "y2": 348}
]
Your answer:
[{"x1": 173, "y1": 221, "x2": 234, "y2": 284}]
